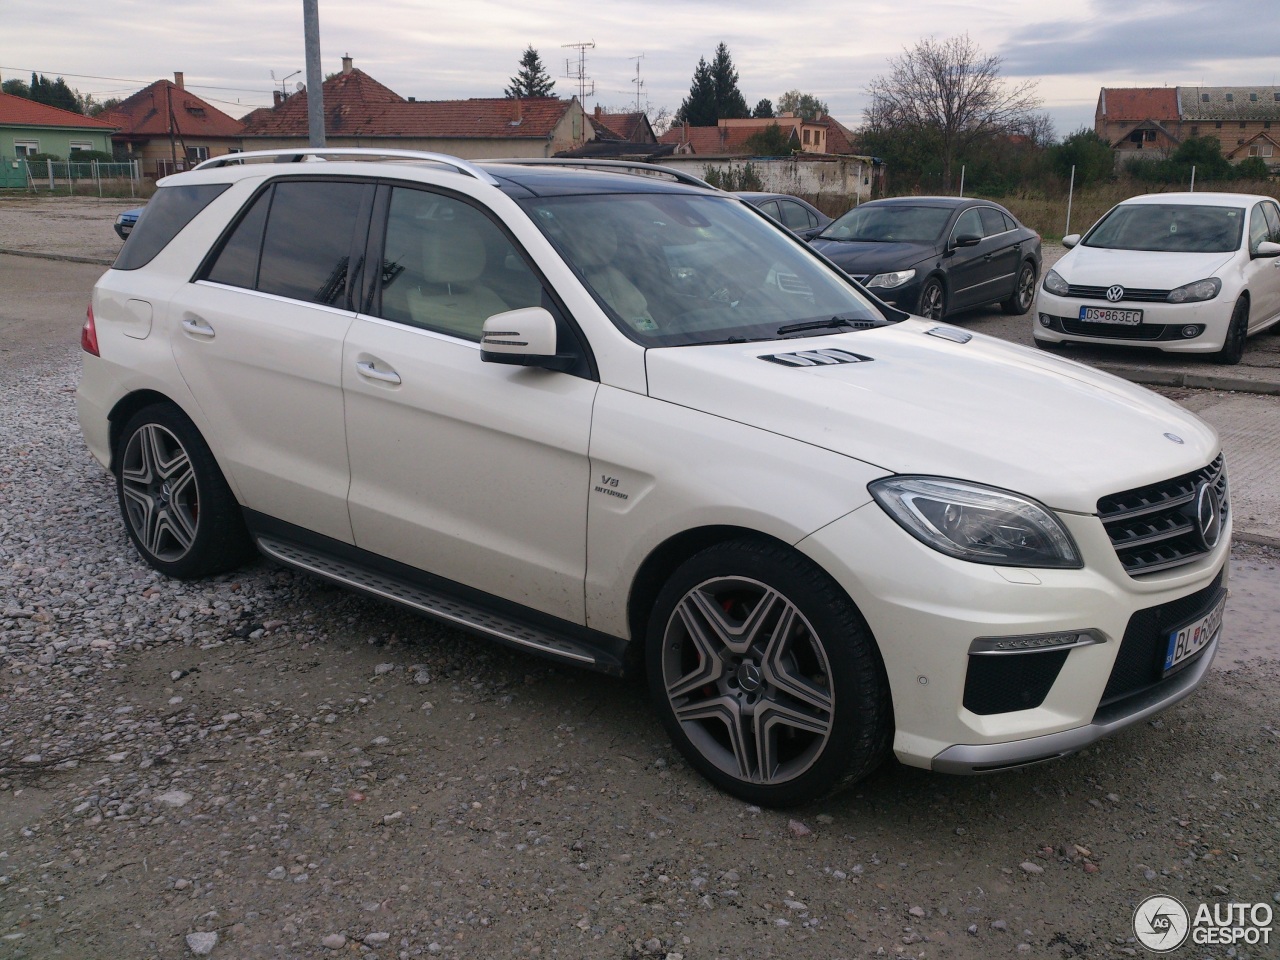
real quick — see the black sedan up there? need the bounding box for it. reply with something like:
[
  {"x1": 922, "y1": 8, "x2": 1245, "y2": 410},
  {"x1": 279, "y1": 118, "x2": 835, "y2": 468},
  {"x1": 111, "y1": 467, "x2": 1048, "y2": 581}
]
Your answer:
[
  {"x1": 735, "y1": 192, "x2": 831, "y2": 241},
  {"x1": 809, "y1": 197, "x2": 1041, "y2": 320}
]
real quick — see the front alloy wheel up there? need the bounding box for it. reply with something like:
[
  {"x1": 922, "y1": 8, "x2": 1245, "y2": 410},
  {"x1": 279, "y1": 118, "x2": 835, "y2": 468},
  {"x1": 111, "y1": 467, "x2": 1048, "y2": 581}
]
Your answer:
[
  {"x1": 1002, "y1": 261, "x2": 1037, "y2": 315},
  {"x1": 917, "y1": 278, "x2": 945, "y2": 321},
  {"x1": 647, "y1": 540, "x2": 890, "y2": 806}
]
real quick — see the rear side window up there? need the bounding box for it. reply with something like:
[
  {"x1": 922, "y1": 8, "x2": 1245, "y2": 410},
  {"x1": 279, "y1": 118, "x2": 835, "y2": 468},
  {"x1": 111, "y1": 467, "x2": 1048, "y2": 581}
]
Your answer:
[
  {"x1": 257, "y1": 180, "x2": 367, "y2": 305},
  {"x1": 779, "y1": 200, "x2": 815, "y2": 230},
  {"x1": 114, "y1": 183, "x2": 229, "y2": 271},
  {"x1": 979, "y1": 207, "x2": 1007, "y2": 236}
]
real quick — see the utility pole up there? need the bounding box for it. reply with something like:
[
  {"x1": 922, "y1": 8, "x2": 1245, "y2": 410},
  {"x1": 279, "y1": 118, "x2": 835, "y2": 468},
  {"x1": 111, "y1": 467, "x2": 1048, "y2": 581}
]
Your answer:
[
  {"x1": 561, "y1": 41, "x2": 595, "y2": 102},
  {"x1": 302, "y1": 0, "x2": 325, "y2": 147},
  {"x1": 629, "y1": 54, "x2": 645, "y2": 115}
]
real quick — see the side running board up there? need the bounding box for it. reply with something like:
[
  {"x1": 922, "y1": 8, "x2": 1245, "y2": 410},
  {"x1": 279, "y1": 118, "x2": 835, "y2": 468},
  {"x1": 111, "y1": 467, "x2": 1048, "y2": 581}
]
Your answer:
[{"x1": 256, "y1": 535, "x2": 609, "y2": 669}]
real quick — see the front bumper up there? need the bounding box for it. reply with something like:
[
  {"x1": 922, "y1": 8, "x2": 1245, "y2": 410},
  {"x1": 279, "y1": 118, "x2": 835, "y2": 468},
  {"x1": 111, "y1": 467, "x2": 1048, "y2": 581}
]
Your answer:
[
  {"x1": 1034, "y1": 290, "x2": 1232, "y2": 353},
  {"x1": 797, "y1": 496, "x2": 1230, "y2": 772}
]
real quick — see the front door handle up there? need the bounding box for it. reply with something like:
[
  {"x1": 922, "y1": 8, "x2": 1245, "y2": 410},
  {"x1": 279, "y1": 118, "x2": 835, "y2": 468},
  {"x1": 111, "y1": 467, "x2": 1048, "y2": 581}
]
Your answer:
[
  {"x1": 181, "y1": 316, "x2": 215, "y2": 338},
  {"x1": 356, "y1": 359, "x2": 402, "y2": 385}
]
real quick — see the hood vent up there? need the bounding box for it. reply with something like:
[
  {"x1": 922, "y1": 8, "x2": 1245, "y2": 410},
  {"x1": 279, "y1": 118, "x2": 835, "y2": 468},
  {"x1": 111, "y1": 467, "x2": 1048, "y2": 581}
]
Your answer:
[
  {"x1": 926, "y1": 326, "x2": 972, "y2": 344},
  {"x1": 761, "y1": 348, "x2": 873, "y2": 367}
]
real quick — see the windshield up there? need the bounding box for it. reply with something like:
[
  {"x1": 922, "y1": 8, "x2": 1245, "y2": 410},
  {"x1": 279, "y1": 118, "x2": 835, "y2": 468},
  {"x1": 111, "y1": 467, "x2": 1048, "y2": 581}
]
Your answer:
[
  {"x1": 520, "y1": 193, "x2": 886, "y2": 346},
  {"x1": 817, "y1": 204, "x2": 952, "y2": 244},
  {"x1": 1083, "y1": 203, "x2": 1244, "y2": 253}
]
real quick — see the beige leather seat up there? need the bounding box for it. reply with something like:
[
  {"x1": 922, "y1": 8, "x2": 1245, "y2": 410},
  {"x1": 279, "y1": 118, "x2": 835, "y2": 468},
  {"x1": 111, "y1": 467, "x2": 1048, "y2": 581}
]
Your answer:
[
  {"x1": 564, "y1": 220, "x2": 654, "y2": 330},
  {"x1": 405, "y1": 223, "x2": 509, "y2": 340}
]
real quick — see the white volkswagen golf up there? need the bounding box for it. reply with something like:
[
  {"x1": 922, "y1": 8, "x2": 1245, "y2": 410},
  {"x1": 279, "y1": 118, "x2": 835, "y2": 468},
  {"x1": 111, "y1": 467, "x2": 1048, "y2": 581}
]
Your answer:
[
  {"x1": 1035, "y1": 191, "x2": 1280, "y2": 364},
  {"x1": 78, "y1": 152, "x2": 1230, "y2": 806}
]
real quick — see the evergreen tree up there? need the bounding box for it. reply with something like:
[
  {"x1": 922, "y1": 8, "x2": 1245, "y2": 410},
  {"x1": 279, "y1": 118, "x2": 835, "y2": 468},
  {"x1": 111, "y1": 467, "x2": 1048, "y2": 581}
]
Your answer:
[
  {"x1": 505, "y1": 46, "x2": 556, "y2": 98},
  {"x1": 752, "y1": 98, "x2": 774, "y2": 118},
  {"x1": 676, "y1": 44, "x2": 750, "y2": 125},
  {"x1": 25, "y1": 73, "x2": 83, "y2": 113},
  {"x1": 2, "y1": 77, "x2": 30, "y2": 98},
  {"x1": 709, "y1": 43, "x2": 749, "y2": 120}
]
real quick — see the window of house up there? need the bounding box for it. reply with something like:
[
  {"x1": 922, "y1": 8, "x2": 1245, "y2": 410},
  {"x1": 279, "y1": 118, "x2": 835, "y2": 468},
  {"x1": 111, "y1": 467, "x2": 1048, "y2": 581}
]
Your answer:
[
  {"x1": 69, "y1": 141, "x2": 93, "y2": 153},
  {"x1": 186, "y1": 145, "x2": 210, "y2": 163},
  {"x1": 1239, "y1": 139, "x2": 1246, "y2": 145},
  {"x1": 1267, "y1": 122, "x2": 1273, "y2": 129},
  {"x1": 803, "y1": 130, "x2": 811, "y2": 144},
  {"x1": 1216, "y1": 122, "x2": 1223, "y2": 129},
  {"x1": 1240, "y1": 121, "x2": 1247, "y2": 129},
  {"x1": 1226, "y1": 93, "x2": 1234, "y2": 102},
  {"x1": 1249, "y1": 144, "x2": 1274, "y2": 157},
  {"x1": 1190, "y1": 126, "x2": 1199, "y2": 136},
  {"x1": 1275, "y1": 93, "x2": 1280, "y2": 102},
  {"x1": 1250, "y1": 93, "x2": 1259, "y2": 102},
  {"x1": 1201, "y1": 93, "x2": 1210, "y2": 102},
  {"x1": 14, "y1": 140, "x2": 38, "y2": 156}
]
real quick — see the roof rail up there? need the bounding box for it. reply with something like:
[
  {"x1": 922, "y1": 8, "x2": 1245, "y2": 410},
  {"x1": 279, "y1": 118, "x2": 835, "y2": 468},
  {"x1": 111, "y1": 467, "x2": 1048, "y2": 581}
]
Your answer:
[
  {"x1": 490, "y1": 157, "x2": 718, "y2": 191},
  {"x1": 192, "y1": 148, "x2": 500, "y2": 186}
]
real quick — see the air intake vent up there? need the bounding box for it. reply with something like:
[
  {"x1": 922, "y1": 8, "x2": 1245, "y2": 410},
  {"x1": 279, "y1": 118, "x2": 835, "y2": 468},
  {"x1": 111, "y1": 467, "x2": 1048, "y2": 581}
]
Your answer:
[{"x1": 760, "y1": 348, "x2": 873, "y2": 367}]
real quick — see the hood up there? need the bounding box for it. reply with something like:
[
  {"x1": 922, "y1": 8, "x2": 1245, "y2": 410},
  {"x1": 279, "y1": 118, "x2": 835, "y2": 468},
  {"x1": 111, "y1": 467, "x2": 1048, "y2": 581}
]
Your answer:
[
  {"x1": 809, "y1": 239, "x2": 936, "y2": 275},
  {"x1": 644, "y1": 320, "x2": 1218, "y2": 514},
  {"x1": 1054, "y1": 244, "x2": 1235, "y2": 288}
]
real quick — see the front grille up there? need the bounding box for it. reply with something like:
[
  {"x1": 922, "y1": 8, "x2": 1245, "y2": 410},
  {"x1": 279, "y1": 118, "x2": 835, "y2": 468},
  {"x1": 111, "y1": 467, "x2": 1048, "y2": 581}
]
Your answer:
[
  {"x1": 963, "y1": 649, "x2": 1070, "y2": 715},
  {"x1": 1098, "y1": 567, "x2": 1226, "y2": 709},
  {"x1": 1098, "y1": 456, "x2": 1229, "y2": 575},
  {"x1": 1058, "y1": 317, "x2": 1168, "y2": 341},
  {"x1": 1064, "y1": 284, "x2": 1171, "y2": 302}
]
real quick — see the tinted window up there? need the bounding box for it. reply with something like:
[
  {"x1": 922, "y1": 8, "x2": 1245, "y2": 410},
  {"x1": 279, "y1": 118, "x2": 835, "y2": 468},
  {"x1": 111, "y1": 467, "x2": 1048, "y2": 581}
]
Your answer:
[
  {"x1": 203, "y1": 187, "x2": 271, "y2": 289},
  {"x1": 257, "y1": 180, "x2": 366, "y2": 306},
  {"x1": 377, "y1": 187, "x2": 543, "y2": 342},
  {"x1": 953, "y1": 208, "x2": 983, "y2": 240},
  {"x1": 1002, "y1": 212, "x2": 1018, "y2": 232},
  {"x1": 979, "y1": 207, "x2": 1007, "y2": 236},
  {"x1": 820, "y1": 204, "x2": 951, "y2": 243},
  {"x1": 780, "y1": 200, "x2": 813, "y2": 229},
  {"x1": 758, "y1": 199, "x2": 781, "y2": 222},
  {"x1": 114, "y1": 183, "x2": 228, "y2": 271}
]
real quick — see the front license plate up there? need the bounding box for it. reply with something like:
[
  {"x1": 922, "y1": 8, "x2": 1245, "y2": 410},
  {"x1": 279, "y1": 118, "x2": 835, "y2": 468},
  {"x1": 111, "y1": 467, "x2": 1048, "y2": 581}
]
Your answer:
[
  {"x1": 1081, "y1": 306, "x2": 1142, "y2": 324},
  {"x1": 1164, "y1": 591, "x2": 1225, "y2": 672}
]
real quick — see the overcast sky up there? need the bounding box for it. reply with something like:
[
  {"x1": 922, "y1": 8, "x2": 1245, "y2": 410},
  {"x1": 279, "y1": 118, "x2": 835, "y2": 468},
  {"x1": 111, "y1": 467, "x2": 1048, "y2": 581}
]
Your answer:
[{"x1": 5, "y1": 0, "x2": 1277, "y2": 137}]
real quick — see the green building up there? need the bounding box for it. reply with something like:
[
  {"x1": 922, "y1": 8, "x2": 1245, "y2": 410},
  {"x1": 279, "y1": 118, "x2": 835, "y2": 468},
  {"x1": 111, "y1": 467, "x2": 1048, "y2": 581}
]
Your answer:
[{"x1": 1, "y1": 92, "x2": 118, "y2": 187}]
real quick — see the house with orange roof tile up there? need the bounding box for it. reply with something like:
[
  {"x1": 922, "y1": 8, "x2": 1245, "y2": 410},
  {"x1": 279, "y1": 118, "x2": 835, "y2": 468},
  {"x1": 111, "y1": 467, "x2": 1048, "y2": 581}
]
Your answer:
[
  {"x1": 100, "y1": 73, "x2": 244, "y2": 177},
  {"x1": 1, "y1": 92, "x2": 119, "y2": 186},
  {"x1": 240, "y1": 56, "x2": 592, "y2": 159}
]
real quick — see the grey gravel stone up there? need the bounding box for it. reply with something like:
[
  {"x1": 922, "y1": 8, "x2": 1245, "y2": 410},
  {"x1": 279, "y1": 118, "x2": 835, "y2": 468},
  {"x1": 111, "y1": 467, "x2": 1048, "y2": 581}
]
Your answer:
[
  {"x1": 185, "y1": 931, "x2": 217, "y2": 955},
  {"x1": 321, "y1": 934, "x2": 346, "y2": 949}
]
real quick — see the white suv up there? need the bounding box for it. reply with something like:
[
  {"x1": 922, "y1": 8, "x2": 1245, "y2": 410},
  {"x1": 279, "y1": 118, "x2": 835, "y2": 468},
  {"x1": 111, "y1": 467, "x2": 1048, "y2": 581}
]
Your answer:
[{"x1": 78, "y1": 151, "x2": 1230, "y2": 806}]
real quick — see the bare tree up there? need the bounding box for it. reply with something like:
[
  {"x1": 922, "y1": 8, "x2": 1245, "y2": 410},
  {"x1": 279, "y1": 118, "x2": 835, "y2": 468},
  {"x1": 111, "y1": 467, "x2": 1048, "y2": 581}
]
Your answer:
[{"x1": 865, "y1": 34, "x2": 1041, "y2": 189}]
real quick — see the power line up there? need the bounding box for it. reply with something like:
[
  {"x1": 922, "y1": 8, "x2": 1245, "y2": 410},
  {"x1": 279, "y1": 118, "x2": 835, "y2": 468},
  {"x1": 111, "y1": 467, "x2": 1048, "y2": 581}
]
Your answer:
[{"x1": 0, "y1": 65, "x2": 269, "y2": 95}]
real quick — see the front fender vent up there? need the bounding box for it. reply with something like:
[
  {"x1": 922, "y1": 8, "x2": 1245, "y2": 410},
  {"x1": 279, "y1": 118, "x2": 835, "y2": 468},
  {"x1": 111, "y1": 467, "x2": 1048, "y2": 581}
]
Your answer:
[{"x1": 760, "y1": 348, "x2": 873, "y2": 367}]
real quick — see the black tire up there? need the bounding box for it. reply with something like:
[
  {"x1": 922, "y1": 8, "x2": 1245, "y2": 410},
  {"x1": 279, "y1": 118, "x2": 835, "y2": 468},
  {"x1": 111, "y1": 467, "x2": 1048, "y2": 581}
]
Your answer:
[
  {"x1": 1001, "y1": 261, "x2": 1037, "y2": 315},
  {"x1": 917, "y1": 277, "x2": 945, "y2": 321},
  {"x1": 115, "y1": 404, "x2": 254, "y2": 580},
  {"x1": 645, "y1": 538, "x2": 892, "y2": 807},
  {"x1": 1212, "y1": 297, "x2": 1248, "y2": 366},
  {"x1": 1033, "y1": 336, "x2": 1063, "y2": 352}
]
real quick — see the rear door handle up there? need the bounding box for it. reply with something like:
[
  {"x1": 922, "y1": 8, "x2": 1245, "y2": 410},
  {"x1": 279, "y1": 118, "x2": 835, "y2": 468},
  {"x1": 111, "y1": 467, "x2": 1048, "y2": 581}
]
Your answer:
[
  {"x1": 356, "y1": 360, "x2": 402, "y2": 385},
  {"x1": 181, "y1": 316, "x2": 215, "y2": 338}
]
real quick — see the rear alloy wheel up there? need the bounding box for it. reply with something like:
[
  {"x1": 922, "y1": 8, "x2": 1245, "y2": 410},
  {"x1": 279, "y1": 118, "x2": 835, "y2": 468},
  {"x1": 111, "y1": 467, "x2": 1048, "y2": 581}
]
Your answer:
[
  {"x1": 1212, "y1": 297, "x2": 1248, "y2": 365},
  {"x1": 116, "y1": 404, "x2": 254, "y2": 579},
  {"x1": 917, "y1": 278, "x2": 945, "y2": 321},
  {"x1": 1002, "y1": 261, "x2": 1037, "y2": 315},
  {"x1": 647, "y1": 539, "x2": 891, "y2": 807}
]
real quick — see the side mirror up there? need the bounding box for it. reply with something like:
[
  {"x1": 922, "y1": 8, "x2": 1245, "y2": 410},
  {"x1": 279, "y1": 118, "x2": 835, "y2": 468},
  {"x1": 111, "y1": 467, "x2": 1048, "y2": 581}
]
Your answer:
[
  {"x1": 952, "y1": 233, "x2": 982, "y2": 248},
  {"x1": 1254, "y1": 240, "x2": 1280, "y2": 258},
  {"x1": 481, "y1": 307, "x2": 575, "y2": 372},
  {"x1": 1062, "y1": 234, "x2": 1081, "y2": 249}
]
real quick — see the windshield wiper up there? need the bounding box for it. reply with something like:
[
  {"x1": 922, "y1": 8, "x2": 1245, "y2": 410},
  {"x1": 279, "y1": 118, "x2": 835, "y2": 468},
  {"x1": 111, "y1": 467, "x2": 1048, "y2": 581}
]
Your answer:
[{"x1": 776, "y1": 317, "x2": 866, "y2": 336}]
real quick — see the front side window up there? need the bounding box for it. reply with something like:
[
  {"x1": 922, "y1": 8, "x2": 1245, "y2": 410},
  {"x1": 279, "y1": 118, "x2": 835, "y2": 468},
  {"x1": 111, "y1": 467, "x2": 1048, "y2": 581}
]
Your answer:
[
  {"x1": 256, "y1": 180, "x2": 366, "y2": 306},
  {"x1": 779, "y1": 200, "x2": 814, "y2": 230},
  {"x1": 1261, "y1": 201, "x2": 1280, "y2": 243},
  {"x1": 952, "y1": 208, "x2": 984, "y2": 241},
  {"x1": 1083, "y1": 203, "x2": 1244, "y2": 254},
  {"x1": 521, "y1": 191, "x2": 884, "y2": 347},
  {"x1": 1249, "y1": 203, "x2": 1271, "y2": 256},
  {"x1": 377, "y1": 187, "x2": 543, "y2": 342}
]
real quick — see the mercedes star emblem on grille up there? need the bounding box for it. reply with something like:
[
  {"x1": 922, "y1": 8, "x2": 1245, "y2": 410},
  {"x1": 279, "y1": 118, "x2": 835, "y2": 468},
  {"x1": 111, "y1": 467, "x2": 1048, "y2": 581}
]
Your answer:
[
  {"x1": 1194, "y1": 481, "x2": 1223, "y2": 550},
  {"x1": 1106, "y1": 285, "x2": 1125, "y2": 302}
]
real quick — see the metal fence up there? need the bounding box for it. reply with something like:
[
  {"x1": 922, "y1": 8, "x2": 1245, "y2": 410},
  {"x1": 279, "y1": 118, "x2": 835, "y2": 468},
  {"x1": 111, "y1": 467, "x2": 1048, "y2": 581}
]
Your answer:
[{"x1": 1, "y1": 157, "x2": 141, "y2": 195}]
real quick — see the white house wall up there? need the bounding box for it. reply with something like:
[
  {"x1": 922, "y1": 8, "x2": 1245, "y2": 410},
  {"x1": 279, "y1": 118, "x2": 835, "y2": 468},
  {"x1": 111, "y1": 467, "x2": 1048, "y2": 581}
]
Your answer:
[{"x1": 659, "y1": 156, "x2": 878, "y2": 200}]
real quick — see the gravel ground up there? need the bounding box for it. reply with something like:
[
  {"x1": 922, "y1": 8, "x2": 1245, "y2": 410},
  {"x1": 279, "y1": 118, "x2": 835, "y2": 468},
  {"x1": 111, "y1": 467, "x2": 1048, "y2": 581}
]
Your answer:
[{"x1": 2, "y1": 353, "x2": 1278, "y2": 960}]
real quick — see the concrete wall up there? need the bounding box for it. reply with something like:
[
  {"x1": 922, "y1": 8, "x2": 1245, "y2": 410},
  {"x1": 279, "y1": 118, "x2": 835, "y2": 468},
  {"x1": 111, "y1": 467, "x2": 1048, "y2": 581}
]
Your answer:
[{"x1": 659, "y1": 156, "x2": 883, "y2": 201}]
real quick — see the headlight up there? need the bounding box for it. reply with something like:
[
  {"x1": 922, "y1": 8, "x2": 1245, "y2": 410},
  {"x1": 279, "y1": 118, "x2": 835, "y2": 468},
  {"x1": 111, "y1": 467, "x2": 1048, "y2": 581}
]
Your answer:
[
  {"x1": 1166, "y1": 278, "x2": 1221, "y2": 303},
  {"x1": 1042, "y1": 269, "x2": 1069, "y2": 296},
  {"x1": 866, "y1": 269, "x2": 916, "y2": 289},
  {"x1": 869, "y1": 476, "x2": 1082, "y2": 568}
]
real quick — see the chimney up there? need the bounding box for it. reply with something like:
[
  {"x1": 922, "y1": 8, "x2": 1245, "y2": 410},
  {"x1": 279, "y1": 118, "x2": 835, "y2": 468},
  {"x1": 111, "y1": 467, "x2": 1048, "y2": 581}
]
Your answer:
[
  {"x1": 408, "y1": 96, "x2": 416, "y2": 103},
  {"x1": 342, "y1": 54, "x2": 353, "y2": 75},
  {"x1": 174, "y1": 71, "x2": 185, "y2": 90},
  {"x1": 273, "y1": 90, "x2": 284, "y2": 107},
  {"x1": 594, "y1": 105, "x2": 602, "y2": 118}
]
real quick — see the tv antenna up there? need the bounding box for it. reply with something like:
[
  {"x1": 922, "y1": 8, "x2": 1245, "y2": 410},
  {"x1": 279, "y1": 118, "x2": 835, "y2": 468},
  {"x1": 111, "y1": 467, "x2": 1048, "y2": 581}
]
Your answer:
[
  {"x1": 629, "y1": 54, "x2": 646, "y2": 114},
  {"x1": 271, "y1": 69, "x2": 301, "y2": 100},
  {"x1": 562, "y1": 40, "x2": 595, "y2": 101}
]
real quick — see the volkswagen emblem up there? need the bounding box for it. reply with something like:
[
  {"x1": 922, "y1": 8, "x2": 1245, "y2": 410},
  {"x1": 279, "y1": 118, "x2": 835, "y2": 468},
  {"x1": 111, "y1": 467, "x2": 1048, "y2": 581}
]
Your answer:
[
  {"x1": 1164, "y1": 432, "x2": 1184, "y2": 444},
  {"x1": 1193, "y1": 481, "x2": 1222, "y2": 550},
  {"x1": 1106, "y1": 285, "x2": 1125, "y2": 302}
]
